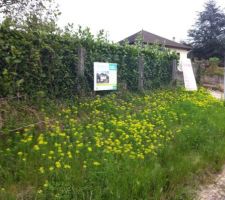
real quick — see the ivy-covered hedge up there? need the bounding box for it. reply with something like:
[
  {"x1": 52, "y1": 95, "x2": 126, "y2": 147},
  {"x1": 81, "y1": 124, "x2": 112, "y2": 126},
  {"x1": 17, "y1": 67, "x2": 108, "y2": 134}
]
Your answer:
[{"x1": 0, "y1": 21, "x2": 177, "y2": 98}]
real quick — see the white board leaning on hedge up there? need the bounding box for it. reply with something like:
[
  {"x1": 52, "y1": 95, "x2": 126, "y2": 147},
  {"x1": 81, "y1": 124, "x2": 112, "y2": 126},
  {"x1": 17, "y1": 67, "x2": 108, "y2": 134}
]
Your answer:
[
  {"x1": 179, "y1": 59, "x2": 197, "y2": 91},
  {"x1": 94, "y1": 62, "x2": 117, "y2": 91}
]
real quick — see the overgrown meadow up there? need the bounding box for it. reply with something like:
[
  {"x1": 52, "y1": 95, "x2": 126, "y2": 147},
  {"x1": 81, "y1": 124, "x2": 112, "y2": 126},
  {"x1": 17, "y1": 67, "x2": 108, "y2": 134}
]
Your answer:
[{"x1": 1, "y1": 88, "x2": 225, "y2": 199}]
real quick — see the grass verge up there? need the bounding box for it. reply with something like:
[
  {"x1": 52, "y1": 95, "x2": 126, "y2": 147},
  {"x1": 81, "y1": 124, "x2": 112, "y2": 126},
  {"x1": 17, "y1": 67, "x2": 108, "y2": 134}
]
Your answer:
[{"x1": 1, "y1": 88, "x2": 225, "y2": 200}]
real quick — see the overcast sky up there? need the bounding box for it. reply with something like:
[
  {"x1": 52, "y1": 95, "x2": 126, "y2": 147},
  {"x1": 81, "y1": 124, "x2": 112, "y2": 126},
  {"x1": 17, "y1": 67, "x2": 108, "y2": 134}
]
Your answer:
[{"x1": 57, "y1": 0, "x2": 225, "y2": 43}]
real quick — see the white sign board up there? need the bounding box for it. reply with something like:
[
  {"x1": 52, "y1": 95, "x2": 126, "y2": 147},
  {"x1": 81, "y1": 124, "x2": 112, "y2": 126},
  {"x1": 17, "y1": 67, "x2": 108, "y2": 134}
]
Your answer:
[
  {"x1": 182, "y1": 62, "x2": 197, "y2": 91},
  {"x1": 94, "y1": 62, "x2": 117, "y2": 91}
]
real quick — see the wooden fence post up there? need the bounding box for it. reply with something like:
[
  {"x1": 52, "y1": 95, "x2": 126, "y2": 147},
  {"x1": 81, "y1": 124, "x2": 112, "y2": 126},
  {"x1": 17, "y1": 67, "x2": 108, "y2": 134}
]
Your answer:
[
  {"x1": 77, "y1": 47, "x2": 86, "y2": 95},
  {"x1": 172, "y1": 59, "x2": 177, "y2": 85},
  {"x1": 78, "y1": 47, "x2": 85, "y2": 77},
  {"x1": 138, "y1": 55, "x2": 144, "y2": 91}
]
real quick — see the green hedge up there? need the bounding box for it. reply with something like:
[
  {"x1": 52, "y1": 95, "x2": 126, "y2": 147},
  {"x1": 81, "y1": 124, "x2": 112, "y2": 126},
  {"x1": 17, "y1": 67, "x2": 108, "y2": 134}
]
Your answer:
[{"x1": 0, "y1": 21, "x2": 177, "y2": 98}]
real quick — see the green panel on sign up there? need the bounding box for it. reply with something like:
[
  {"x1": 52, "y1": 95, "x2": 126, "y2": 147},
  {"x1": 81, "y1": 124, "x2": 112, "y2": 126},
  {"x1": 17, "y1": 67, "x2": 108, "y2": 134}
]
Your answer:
[{"x1": 109, "y1": 63, "x2": 117, "y2": 70}]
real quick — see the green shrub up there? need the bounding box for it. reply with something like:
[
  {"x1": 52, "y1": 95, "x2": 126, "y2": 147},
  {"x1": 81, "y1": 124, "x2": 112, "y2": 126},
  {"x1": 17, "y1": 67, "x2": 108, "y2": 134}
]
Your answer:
[
  {"x1": 209, "y1": 57, "x2": 220, "y2": 68},
  {"x1": 0, "y1": 20, "x2": 177, "y2": 98}
]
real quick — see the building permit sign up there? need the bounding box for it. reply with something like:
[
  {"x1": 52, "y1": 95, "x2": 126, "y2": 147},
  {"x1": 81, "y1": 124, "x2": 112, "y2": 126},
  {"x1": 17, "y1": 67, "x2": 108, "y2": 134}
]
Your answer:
[{"x1": 94, "y1": 62, "x2": 117, "y2": 91}]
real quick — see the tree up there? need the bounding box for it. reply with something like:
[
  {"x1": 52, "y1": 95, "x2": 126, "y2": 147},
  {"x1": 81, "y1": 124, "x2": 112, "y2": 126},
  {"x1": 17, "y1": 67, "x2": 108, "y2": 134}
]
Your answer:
[
  {"x1": 188, "y1": 0, "x2": 225, "y2": 59},
  {"x1": 0, "y1": 0, "x2": 60, "y2": 27}
]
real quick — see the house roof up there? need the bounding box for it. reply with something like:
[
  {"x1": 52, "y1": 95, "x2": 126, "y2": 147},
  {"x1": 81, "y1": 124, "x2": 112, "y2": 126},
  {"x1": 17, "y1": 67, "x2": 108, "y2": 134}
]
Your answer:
[{"x1": 119, "y1": 30, "x2": 191, "y2": 51}]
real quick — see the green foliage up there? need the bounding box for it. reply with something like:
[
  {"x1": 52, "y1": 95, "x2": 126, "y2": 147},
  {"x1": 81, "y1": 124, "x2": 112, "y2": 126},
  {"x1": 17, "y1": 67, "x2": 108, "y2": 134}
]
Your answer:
[
  {"x1": 195, "y1": 58, "x2": 224, "y2": 77},
  {"x1": 204, "y1": 66, "x2": 224, "y2": 77},
  {"x1": 0, "y1": 20, "x2": 177, "y2": 98},
  {"x1": 0, "y1": 0, "x2": 60, "y2": 27},
  {"x1": 204, "y1": 56, "x2": 224, "y2": 77},
  {"x1": 209, "y1": 57, "x2": 220, "y2": 68},
  {"x1": 188, "y1": 0, "x2": 225, "y2": 59}
]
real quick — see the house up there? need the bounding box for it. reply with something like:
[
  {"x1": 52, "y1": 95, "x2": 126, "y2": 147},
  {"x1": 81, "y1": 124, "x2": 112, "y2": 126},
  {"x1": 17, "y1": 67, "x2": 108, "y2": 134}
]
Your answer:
[
  {"x1": 119, "y1": 30, "x2": 192, "y2": 71},
  {"x1": 120, "y1": 30, "x2": 197, "y2": 91}
]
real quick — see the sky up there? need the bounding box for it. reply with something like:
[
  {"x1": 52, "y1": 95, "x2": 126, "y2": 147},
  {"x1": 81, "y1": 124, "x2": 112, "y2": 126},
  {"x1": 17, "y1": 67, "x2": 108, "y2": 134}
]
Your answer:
[{"x1": 57, "y1": 0, "x2": 225, "y2": 43}]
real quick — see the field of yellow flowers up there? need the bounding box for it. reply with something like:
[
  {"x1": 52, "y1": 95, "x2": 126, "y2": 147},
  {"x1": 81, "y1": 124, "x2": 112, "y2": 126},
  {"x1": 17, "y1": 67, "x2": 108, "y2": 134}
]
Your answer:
[{"x1": 1, "y1": 88, "x2": 225, "y2": 200}]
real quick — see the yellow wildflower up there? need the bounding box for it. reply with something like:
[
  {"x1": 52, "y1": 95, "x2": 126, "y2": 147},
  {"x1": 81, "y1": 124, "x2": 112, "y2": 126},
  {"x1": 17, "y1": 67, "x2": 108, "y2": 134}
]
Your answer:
[
  {"x1": 33, "y1": 145, "x2": 40, "y2": 151},
  {"x1": 39, "y1": 167, "x2": 45, "y2": 174},
  {"x1": 49, "y1": 166, "x2": 54, "y2": 171},
  {"x1": 55, "y1": 161, "x2": 61, "y2": 168},
  {"x1": 93, "y1": 161, "x2": 101, "y2": 166},
  {"x1": 87, "y1": 147, "x2": 92, "y2": 152}
]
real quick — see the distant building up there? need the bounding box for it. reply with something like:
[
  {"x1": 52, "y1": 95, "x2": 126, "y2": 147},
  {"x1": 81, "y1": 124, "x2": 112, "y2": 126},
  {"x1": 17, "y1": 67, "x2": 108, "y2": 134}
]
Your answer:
[{"x1": 119, "y1": 30, "x2": 192, "y2": 70}]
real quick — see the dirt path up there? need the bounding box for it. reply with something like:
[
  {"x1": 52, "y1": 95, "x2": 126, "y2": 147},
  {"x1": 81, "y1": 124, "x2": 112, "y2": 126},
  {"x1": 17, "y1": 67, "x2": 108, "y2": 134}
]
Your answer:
[
  {"x1": 196, "y1": 90, "x2": 225, "y2": 200},
  {"x1": 209, "y1": 90, "x2": 224, "y2": 100},
  {"x1": 197, "y1": 167, "x2": 225, "y2": 200}
]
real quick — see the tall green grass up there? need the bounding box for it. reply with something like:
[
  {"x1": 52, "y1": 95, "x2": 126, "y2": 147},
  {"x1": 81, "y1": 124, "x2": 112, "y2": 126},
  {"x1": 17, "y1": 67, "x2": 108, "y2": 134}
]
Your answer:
[{"x1": 0, "y1": 88, "x2": 225, "y2": 200}]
